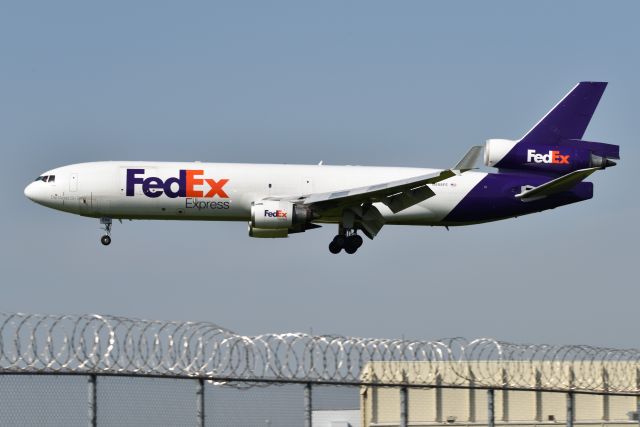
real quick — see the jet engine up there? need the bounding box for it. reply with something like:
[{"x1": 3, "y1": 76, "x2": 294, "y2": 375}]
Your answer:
[
  {"x1": 484, "y1": 139, "x2": 518, "y2": 168},
  {"x1": 248, "y1": 200, "x2": 314, "y2": 238}
]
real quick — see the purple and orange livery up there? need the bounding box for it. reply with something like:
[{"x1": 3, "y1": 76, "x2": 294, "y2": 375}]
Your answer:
[
  {"x1": 126, "y1": 169, "x2": 229, "y2": 199},
  {"x1": 24, "y1": 81, "x2": 620, "y2": 253}
]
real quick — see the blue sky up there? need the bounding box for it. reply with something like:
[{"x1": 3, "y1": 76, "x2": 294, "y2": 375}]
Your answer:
[{"x1": 1, "y1": 1, "x2": 638, "y2": 346}]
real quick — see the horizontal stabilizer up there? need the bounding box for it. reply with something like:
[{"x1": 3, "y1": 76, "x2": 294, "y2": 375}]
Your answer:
[
  {"x1": 515, "y1": 167, "x2": 600, "y2": 200},
  {"x1": 454, "y1": 146, "x2": 483, "y2": 172}
]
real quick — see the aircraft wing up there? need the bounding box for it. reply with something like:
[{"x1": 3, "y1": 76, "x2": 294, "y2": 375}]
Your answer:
[
  {"x1": 515, "y1": 167, "x2": 599, "y2": 200},
  {"x1": 302, "y1": 146, "x2": 481, "y2": 214},
  {"x1": 264, "y1": 147, "x2": 480, "y2": 239},
  {"x1": 293, "y1": 169, "x2": 457, "y2": 239},
  {"x1": 303, "y1": 169, "x2": 456, "y2": 214}
]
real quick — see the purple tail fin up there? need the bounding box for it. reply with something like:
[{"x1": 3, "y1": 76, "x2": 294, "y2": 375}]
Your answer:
[
  {"x1": 520, "y1": 81, "x2": 607, "y2": 145},
  {"x1": 488, "y1": 82, "x2": 618, "y2": 175}
]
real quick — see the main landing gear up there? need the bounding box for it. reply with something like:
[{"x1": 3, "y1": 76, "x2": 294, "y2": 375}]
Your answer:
[
  {"x1": 329, "y1": 228, "x2": 364, "y2": 255},
  {"x1": 100, "y1": 217, "x2": 112, "y2": 246}
]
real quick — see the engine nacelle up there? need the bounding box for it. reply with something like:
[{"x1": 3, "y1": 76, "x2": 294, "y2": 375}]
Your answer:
[
  {"x1": 485, "y1": 138, "x2": 619, "y2": 174},
  {"x1": 251, "y1": 200, "x2": 294, "y2": 229},
  {"x1": 484, "y1": 139, "x2": 518, "y2": 168},
  {"x1": 249, "y1": 200, "x2": 313, "y2": 238},
  {"x1": 248, "y1": 225, "x2": 289, "y2": 238}
]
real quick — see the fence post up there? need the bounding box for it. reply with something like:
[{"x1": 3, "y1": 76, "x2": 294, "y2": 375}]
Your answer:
[
  {"x1": 304, "y1": 383, "x2": 312, "y2": 427},
  {"x1": 400, "y1": 385, "x2": 408, "y2": 427},
  {"x1": 488, "y1": 389, "x2": 495, "y2": 427},
  {"x1": 567, "y1": 367, "x2": 575, "y2": 427},
  {"x1": 88, "y1": 374, "x2": 97, "y2": 427},
  {"x1": 566, "y1": 392, "x2": 574, "y2": 427},
  {"x1": 468, "y1": 369, "x2": 476, "y2": 423},
  {"x1": 637, "y1": 368, "x2": 640, "y2": 427},
  {"x1": 197, "y1": 378, "x2": 205, "y2": 427},
  {"x1": 500, "y1": 369, "x2": 508, "y2": 422},
  {"x1": 435, "y1": 372, "x2": 443, "y2": 423},
  {"x1": 602, "y1": 366, "x2": 610, "y2": 421},
  {"x1": 535, "y1": 368, "x2": 543, "y2": 422}
]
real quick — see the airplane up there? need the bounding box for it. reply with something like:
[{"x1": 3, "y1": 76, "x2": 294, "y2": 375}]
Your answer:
[{"x1": 24, "y1": 82, "x2": 619, "y2": 254}]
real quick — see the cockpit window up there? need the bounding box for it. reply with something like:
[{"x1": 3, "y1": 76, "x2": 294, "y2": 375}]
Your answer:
[
  {"x1": 35, "y1": 176, "x2": 44, "y2": 182},
  {"x1": 48, "y1": 175, "x2": 55, "y2": 183}
]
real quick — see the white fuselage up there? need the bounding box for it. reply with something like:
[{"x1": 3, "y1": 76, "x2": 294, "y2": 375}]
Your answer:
[{"x1": 24, "y1": 161, "x2": 487, "y2": 226}]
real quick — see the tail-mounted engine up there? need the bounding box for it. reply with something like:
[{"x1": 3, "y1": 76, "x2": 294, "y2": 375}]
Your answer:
[
  {"x1": 485, "y1": 138, "x2": 619, "y2": 174},
  {"x1": 249, "y1": 200, "x2": 315, "y2": 238}
]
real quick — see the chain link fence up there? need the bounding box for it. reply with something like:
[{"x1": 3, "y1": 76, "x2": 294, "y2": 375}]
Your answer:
[
  {"x1": 0, "y1": 374, "x2": 363, "y2": 426},
  {"x1": 2, "y1": 313, "x2": 640, "y2": 426},
  {"x1": 2, "y1": 375, "x2": 640, "y2": 427}
]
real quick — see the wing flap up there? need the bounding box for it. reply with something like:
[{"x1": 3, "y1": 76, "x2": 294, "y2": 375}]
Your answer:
[
  {"x1": 383, "y1": 184, "x2": 436, "y2": 214},
  {"x1": 304, "y1": 169, "x2": 456, "y2": 213}
]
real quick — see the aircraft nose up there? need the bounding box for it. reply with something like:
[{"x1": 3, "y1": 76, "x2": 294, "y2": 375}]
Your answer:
[{"x1": 24, "y1": 182, "x2": 36, "y2": 201}]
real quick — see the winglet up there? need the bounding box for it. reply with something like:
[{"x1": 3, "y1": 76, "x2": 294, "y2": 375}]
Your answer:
[{"x1": 453, "y1": 146, "x2": 483, "y2": 172}]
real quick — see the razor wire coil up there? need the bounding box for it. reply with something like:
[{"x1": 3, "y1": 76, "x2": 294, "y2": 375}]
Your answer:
[{"x1": 1, "y1": 313, "x2": 639, "y2": 394}]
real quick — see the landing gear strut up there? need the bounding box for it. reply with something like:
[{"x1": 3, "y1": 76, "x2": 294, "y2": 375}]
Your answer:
[
  {"x1": 329, "y1": 227, "x2": 363, "y2": 255},
  {"x1": 100, "y1": 217, "x2": 112, "y2": 246}
]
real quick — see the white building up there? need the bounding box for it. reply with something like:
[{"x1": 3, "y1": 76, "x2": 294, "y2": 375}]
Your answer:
[
  {"x1": 360, "y1": 361, "x2": 639, "y2": 427},
  {"x1": 313, "y1": 409, "x2": 360, "y2": 427}
]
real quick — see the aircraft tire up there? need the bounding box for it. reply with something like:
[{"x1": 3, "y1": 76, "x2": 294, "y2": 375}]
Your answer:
[
  {"x1": 344, "y1": 245, "x2": 358, "y2": 254},
  {"x1": 101, "y1": 235, "x2": 112, "y2": 246},
  {"x1": 328, "y1": 241, "x2": 342, "y2": 254},
  {"x1": 332, "y1": 235, "x2": 346, "y2": 247},
  {"x1": 344, "y1": 236, "x2": 360, "y2": 254}
]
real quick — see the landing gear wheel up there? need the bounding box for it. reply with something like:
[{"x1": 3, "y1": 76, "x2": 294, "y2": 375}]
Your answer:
[
  {"x1": 99, "y1": 217, "x2": 113, "y2": 246},
  {"x1": 329, "y1": 235, "x2": 346, "y2": 254},
  {"x1": 328, "y1": 240, "x2": 341, "y2": 254},
  {"x1": 329, "y1": 226, "x2": 365, "y2": 254},
  {"x1": 344, "y1": 235, "x2": 362, "y2": 254}
]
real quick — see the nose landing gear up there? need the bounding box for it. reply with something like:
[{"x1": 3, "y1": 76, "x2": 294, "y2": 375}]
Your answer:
[
  {"x1": 100, "y1": 217, "x2": 112, "y2": 246},
  {"x1": 328, "y1": 228, "x2": 364, "y2": 254}
]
